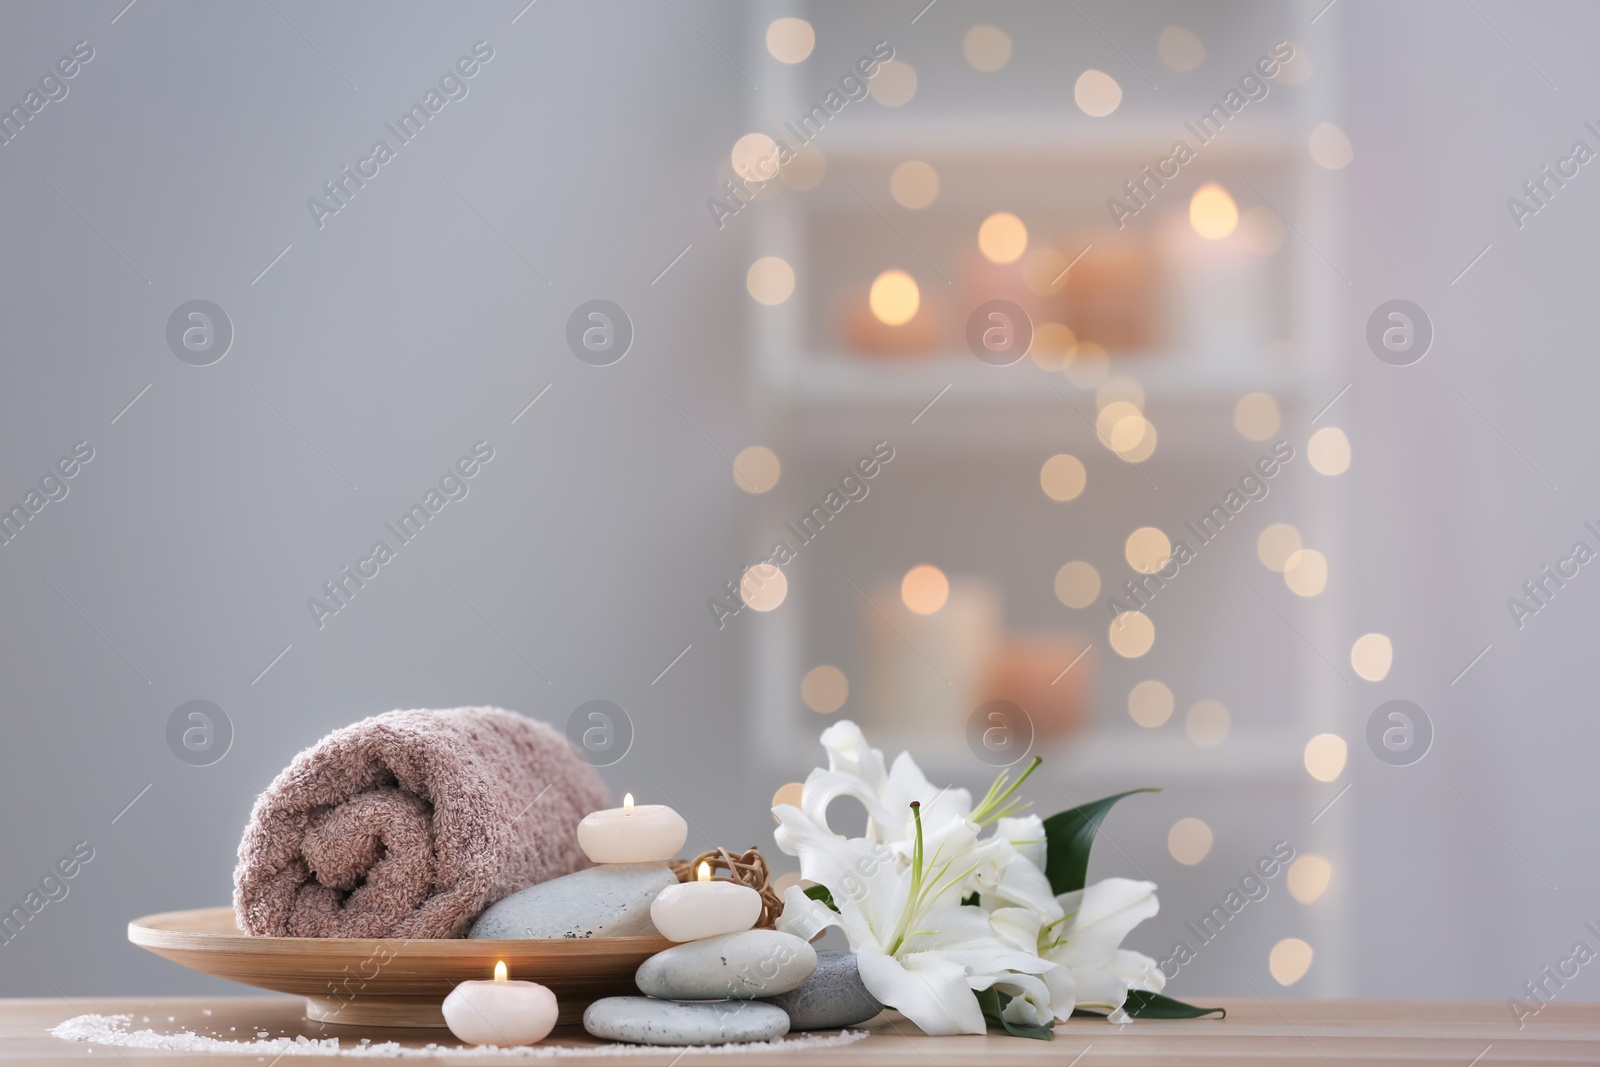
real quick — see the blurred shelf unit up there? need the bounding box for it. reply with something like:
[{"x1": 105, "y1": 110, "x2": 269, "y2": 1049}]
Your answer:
[{"x1": 739, "y1": 7, "x2": 1350, "y2": 991}]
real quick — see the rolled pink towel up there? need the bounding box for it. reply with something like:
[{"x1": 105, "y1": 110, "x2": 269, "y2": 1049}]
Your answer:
[{"x1": 233, "y1": 707, "x2": 608, "y2": 938}]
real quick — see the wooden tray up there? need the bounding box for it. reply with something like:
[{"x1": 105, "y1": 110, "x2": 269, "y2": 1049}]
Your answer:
[{"x1": 129, "y1": 907, "x2": 671, "y2": 1029}]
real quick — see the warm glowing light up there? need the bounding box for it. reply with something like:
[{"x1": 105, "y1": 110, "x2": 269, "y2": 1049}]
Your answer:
[
  {"x1": 1020, "y1": 247, "x2": 1069, "y2": 296},
  {"x1": 766, "y1": 18, "x2": 815, "y2": 63},
  {"x1": 1112, "y1": 417, "x2": 1158, "y2": 462},
  {"x1": 1074, "y1": 69, "x2": 1122, "y2": 116},
  {"x1": 869, "y1": 269, "x2": 920, "y2": 325},
  {"x1": 889, "y1": 160, "x2": 939, "y2": 209},
  {"x1": 1309, "y1": 122, "x2": 1353, "y2": 169},
  {"x1": 696, "y1": 861, "x2": 712, "y2": 882},
  {"x1": 1239, "y1": 206, "x2": 1286, "y2": 256},
  {"x1": 1308, "y1": 427, "x2": 1351, "y2": 475},
  {"x1": 494, "y1": 960, "x2": 508, "y2": 982},
  {"x1": 901, "y1": 564, "x2": 949, "y2": 615},
  {"x1": 1168, "y1": 817, "x2": 1213, "y2": 865},
  {"x1": 1158, "y1": 25, "x2": 1205, "y2": 72},
  {"x1": 771, "y1": 782, "x2": 805, "y2": 810},
  {"x1": 1055, "y1": 561, "x2": 1100, "y2": 609},
  {"x1": 1040, "y1": 454, "x2": 1087, "y2": 502},
  {"x1": 731, "y1": 132, "x2": 779, "y2": 183},
  {"x1": 1351, "y1": 633, "x2": 1392, "y2": 682},
  {"x1": 1303, "y1": 733, "x2": 1348, "y2": 782},
  {"x1": 870, "y1": 60, "x2": 917, "y2": 106},
  {"x1": 1125, "y1": 526, "x2": 1172, "y2": 575},
  {"x1": 978, "y1": 212, "x2": 1028, "y2": 264},
  {"x1": 802, "y1": 665, "x2": 849, "y2": 713},
  {"x1": 1097, "y1": 400, "x2": 1142, "y2": 442},
  {"x1": 1186, "y1": 700, "x2": 1230, "y2": 747},
  {"x1": 1109, "y1": 610, "x2": 1155, "y2": 658},
  {"x1": 623, "y1": 792, "x2": 634, "y2": 812},
  {"x1": 733, "y1": 445, "x2": 780, "y2": 494},
  {"x1": 1030, "y1": 323, "x2": 1075, "y2": 370},
  {"x1": 746, "y1": 257, "x2": 795, "y2": 305},
  {"x1": 1189, "y1": 183, "x2": 1239, "y2": 240},
  {"x1": 1064, "y1": 342, "x2": 1109, "y2": 388},
  {"x1": 1257, "y1": 523, "x2": 1302, "y2": 572},
  {"x1": 963, "y1": 24, "x2": 1012, "y2": 71},
  {"x1": 1270, "y1": 938, "x2": 1314, "y2": 986},
  {"x1": 1288, "y1": 854, "x2": 1333, "y2": 904},
  {"x1": 740, "y1": 562, "x2": 788, "y2": 611},
  {"x1": 1129, "y1": 680, "x2": 1173, "y2": 728},
  {"x1": 1232, "y1": 392, "x2": 1280, "y2": 441},
  {"x1": 1283, "y1": 549, "x2": 1328, "y2": 597}
]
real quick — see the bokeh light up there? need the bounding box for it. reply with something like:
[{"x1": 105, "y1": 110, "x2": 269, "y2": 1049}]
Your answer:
[
  {"x1": 1040, "y1": 454, "x2": 1087, "y2": 501},
  {"x1": 963, "y1": 25, "x2": 1012, "y2": 71},
  {"x1": 1303, "y1": 733, "x2": 1348, "y2": 781},
  {"x1": 771, "y1": 781, "x2": 805, "y2": 809},
  {"x1": 746, "y1": 257, "x2": 795, "y2": 305},
  {"x1": 1074, "y1": 69, "x2": 1122, "y2": 116},
  {"x1": 1129, "y1": 680, "x2": 1174, "y2": 728},
  {"x1": 869, "y1": 269, "x2": 920, "y2": 325},
  {"x1": 1284, "y1": 548, "x2": 1328, "y2": 597},
  {"x1": 1190, "y1": 183, "x2": 1239, "y2": 240},
  {"x1": 801, "y1": 665, "x2": 849, "y2": 713},
  {"x1": 732, "y1": 445, "x2": 780, "y2": 494},
  {"x1": 1109, "y1": 610, "x2": 1155, "y2": 658},
  {"x1": 1309, "y1": 426, "x2": 1351, "y2": 475},
  {"x1": 740, "y1": 563, "x2": 788, "y2": 611},
  {"x1": 978, "y1": 212, "x2": 1028, "y2": 264},
  {"x1": 1168, "y1": 817, "x2": 1213, "y2": 865},
  {"x1": 1158, "y1": 25, "x2": 1206, "y2": 72},
  {"x1": 1350, "y1": 633, "x2": 1393, "y2": 682},
  {"x1": 901, "y1": 564, "x2": 949, "y2": 615},
  {"x1": 889, "y1": 160, "x2": 939, "y2": 209},
  {"x1": 1125, "y1": 526, "x2": 1172, "y2": 574},
  {"x1": 1309, "y1": 122, "x2": 1353, "y2": 169},
  {"x1": 1233, "y1": 392, "x2": 1280, "y2": 440},
  {"x1": 1186, "y1": 699, "x2": 1230, "y2": 746},
  {"x1": 765, "y1": 18, "x2": 815, "y2": 63},
  {"x1": 1257, "y1": 523, "x2": 1303, "y2": 572},
  {"x1": 1287, "y1": 854, "x2": 1333, "y2": 904},
  {"x1": 1270, "y1": 938, "x2": 1314, "y2": 986},
  {"x1": 731, "y1": 132, "x2": 779, "y2": 182},
  {"x1": 871, "y1": 60, "x2": 918, "y2": 106},
  {"x1": 1054, "y1": 561, "x2": 1101, "y2": 608}
]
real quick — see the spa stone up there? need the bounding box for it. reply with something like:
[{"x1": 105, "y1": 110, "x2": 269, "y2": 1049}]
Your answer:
[
  {"x1": 634, "y1": 929, "x2": 817, "y2": 1000},
  {"x1": 468, "y1": 863, "x2": 676, "y2": 939},
  {"x1": 582, "y1": 997, "x2": 790, "y2": 1046},
  {"x1": 763, "y1": 951, "x2": 883, "y2": 1030}
]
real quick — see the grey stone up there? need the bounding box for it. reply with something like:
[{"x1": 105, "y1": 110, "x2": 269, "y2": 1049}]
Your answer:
[
  {"x1": 467, "y1": 863, "x2": 676, "y2": 940},
  {"x1": 635, "y1": 929, "x2": 817, "y2": 1000},
  {"x1": 582, "y1": 997, "x2": 790, "y2": 1046},
  {"x1": 763, "y1": 952, "x2": 883, "y2": 1031}
]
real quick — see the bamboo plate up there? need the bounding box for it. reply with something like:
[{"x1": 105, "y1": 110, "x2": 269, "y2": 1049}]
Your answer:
[{"x1": 129, "y1": 907, "x2": 671, "y2": 1029}]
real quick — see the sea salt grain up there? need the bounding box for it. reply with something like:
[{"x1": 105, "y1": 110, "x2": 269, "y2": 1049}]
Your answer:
[{"x1": 51, "y1": 1013, "x2": 869, "y2": 1059}]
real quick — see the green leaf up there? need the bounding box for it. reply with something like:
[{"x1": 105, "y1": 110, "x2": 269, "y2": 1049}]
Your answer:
[
  {"x1": 803, "y1": 884, "x2": 839, "y2": 913},
  {"x1": 976, "y1": 988, "x2": 1055, "y2": 1040},
  {"x1": 1041, "y1": 788, "x2": 1159, "y2": 896},
  {"x1": 1072, "y1": 991, "x2": 1225, "y2": 1020}
]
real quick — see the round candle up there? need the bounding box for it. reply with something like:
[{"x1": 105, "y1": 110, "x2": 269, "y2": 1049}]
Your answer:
[
  {"x1": 442, "y1": 961, "x2": 558, "y2": 1046},
  {"x1": 650, "y1": 861, "x2": 762, "y2": 942},
  {"x1": 577, "y1": 793, "x2": 687, "y2": 864}
]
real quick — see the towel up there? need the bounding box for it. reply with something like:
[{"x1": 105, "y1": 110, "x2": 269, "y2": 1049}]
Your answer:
[{"x1": 233, "y1": 707, "x2": 609, "y2": 938}]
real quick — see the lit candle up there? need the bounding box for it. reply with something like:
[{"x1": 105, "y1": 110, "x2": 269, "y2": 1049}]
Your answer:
[
  {"x1": 576, "y1": 793, "x2": 687, "y2": 864},
  {"x1": 649, "y1": 861, "x2": 762, "y2": 942},
  {"x1": 442, "y1": 961, "x2": 559, "y2": 1046}
]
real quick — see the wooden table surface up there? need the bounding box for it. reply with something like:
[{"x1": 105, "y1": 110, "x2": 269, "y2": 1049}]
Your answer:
[{"x1": 5, "y1": 995, "x2": 1596, "y2": 1065}]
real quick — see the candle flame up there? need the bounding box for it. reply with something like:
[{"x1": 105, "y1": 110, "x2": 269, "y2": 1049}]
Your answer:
[
  {"x1": 623, "y1": 792, "x2": 634, "y2": 813},
  {"x1": 494, "y1": 960, "x2": 507, "y2": 982},
  {"x1": 697, "y1": 861, "x2": 711, "y2": 882}
]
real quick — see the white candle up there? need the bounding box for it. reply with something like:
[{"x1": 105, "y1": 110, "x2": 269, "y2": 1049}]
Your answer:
[
  {"x1": 576, "y1": 793, "x2": 687, "y2": 864},
  {"x1": 650, "y1": 861, "x2": 761, "y2": 942},
  {"x1": 442, "y1": 961, "x2": 558, "y2": 1046}
]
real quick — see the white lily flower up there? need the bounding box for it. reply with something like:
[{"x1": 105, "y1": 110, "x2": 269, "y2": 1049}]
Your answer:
[
  {"x1": 775, "y1": 796, "x2": 1053, "y2": 1036},
  {"x1": 1042, "y1": 877, "x2": 1166, "y2": 1016}
]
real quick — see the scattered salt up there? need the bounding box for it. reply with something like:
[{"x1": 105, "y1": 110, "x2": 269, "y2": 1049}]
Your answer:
[{"x1": 49, "y1": 1013, "x2": 871, "y2": 1059}]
